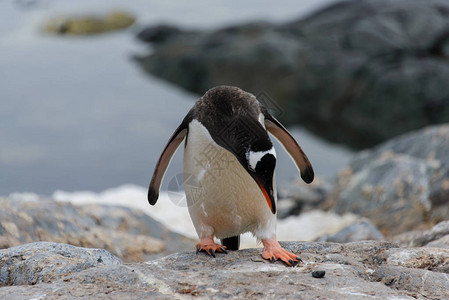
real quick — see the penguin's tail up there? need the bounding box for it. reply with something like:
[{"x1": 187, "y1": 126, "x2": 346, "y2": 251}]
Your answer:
[{"x1": 221, "y1": 236, "x2": 240, "y2": 251}]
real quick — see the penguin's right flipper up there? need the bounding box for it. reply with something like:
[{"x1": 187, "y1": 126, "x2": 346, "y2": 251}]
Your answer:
[
  {"x1": 147, "y1": 110, "x2": 193, "y2": 205},
  {"x1": 221, "y1": 235, "x2": 240, "y2": 251}
]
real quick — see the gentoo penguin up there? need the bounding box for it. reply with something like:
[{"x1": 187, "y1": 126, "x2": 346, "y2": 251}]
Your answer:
[{"x1": 148, "y1": 86, "x2": 314, "y2": 266}]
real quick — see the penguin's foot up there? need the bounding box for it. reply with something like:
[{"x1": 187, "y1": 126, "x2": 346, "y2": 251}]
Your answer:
[
  {"x1": 195, "y1": 237, "x2": 228, "y2": 257},
  {"x1": 261, "y1": 237, "x2": 302, "y2": 267}
]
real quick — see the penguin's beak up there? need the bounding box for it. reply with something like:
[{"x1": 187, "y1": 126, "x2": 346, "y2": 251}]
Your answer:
[{"x1": 255, "y1": 178, "x2": 276, "y2": 214}]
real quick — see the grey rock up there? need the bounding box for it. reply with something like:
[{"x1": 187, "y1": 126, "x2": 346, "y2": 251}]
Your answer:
[
  {"x1": 384, "y1": 247, "x2": 449, "y2": 273},
  {"x1": 427, "y1": 235, "x2": 449, "y2": 248},
  {"x1": 0, "y1": 196, "x2": 195, "y2": 262},
  {"x1": 134, "y1": 0, "x2": 449, "y2": 149},
  {"x1": 371, "y1": 266, "x2": 449, "y2": 299},
  {"x1": 393, "y1": 220, "x2": 449, "y2": 248},
  {"x1": 136, "y1": 24, "x2": 186, "y2": 43},
  {"x1": 0, "y1": 242, "x2": 122, "y2": 285},
  {"x1": 278, "y1": 177, "x2": 332, "y2": 218},
  {"x1": 326, "y1": 124, "x2": 449, "y2": 235},
  {"x1": 2, "y1": 241, "x2": 449, "y2": 299},
  {"x1": 318, "y1": 220, "x2": 384, "y2": 243}
]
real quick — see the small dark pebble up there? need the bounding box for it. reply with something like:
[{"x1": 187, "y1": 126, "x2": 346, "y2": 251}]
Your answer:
[{"x1": 312, "y1": 270, "x2": 326, "y2": 278}]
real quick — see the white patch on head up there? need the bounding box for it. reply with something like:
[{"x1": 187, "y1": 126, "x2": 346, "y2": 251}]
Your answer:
[
  {"x1": 258, "y1": 113, "x2": 265, "y2": 129},
  {"x1": 247, "y1": 147, "x2": 276, "y2": 171}
]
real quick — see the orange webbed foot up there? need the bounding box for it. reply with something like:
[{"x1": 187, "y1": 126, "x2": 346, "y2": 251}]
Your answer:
[
  {"x1": 261, "y1": 238, "x2": 302, "y2": 267},
  {"x1": 195, "y1": 238, "x2": 228, "y2": 257}
]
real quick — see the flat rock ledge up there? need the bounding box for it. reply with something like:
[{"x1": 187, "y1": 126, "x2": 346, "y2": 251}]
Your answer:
[
  {"x1": 0, "y1": 196, "x2": 195, "y2": 262},
  {"x1": 1, "y1": 241, "x2": 449, "y2": 299}
]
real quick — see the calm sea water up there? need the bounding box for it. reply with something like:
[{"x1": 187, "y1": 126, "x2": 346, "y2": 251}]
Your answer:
[{"x1": 0, "y1": 0, "x2": 350, "y2": 196}]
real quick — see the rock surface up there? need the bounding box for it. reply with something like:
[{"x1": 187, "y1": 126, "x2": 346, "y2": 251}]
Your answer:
[
  {"x1": 394, "y1": 220, "x2": 449, "y2": 249},
  {"x1": 134, "y1": 0, "x2": 449, "y2": 149},
  {"x1": 2, "y1": 241, "x2": 449, "y2": 299},
  {"x1": 0, "y1": 242, "x2": 122, "y2": 286},
  {"x1": 325, "y1": 124, "x2": 449, "y2": 235},
  {"x1": 0, "y1": 196, "x2": 194, "y2": 262}
]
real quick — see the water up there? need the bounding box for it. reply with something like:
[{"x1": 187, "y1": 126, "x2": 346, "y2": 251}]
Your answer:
[{"x1": 0, "y1": 0, "x2": 350, "y2": 196}]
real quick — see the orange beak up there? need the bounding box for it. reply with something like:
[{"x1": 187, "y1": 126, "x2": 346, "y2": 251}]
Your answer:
[{"x1": 256, "y1": 178, "x2": 276, "y2": 214}]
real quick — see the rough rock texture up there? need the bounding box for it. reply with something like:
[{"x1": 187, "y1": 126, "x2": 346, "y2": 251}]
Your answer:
[
  {"x1": 0, "y1": 196, "x2": 194, "y2": 262},
  {"x1": 394, "y1": 220, "x2": 449, "y2": 248},
  {"x1": 1, "y1": 241, "x2": 449, "y2": 299},
  {"x1": 134, "y1": 0, "x2": 449, "y2": 149},
  {"x1": 0, "y1": 242, "x2": 122, "y2": 286},
  {"x1": 325, "y1": 124, "x2": 449, "y2": 235},
  {"x1": 43, "y1": 11, "x2": 135, "y2": 35}
]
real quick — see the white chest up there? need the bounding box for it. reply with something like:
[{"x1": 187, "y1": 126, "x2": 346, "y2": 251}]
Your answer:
[{"x1": 182, "y1": 120, "x2": 276, "y2": 240}]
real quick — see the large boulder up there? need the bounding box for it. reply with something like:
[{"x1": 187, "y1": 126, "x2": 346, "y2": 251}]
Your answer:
[
  {"x1": 325, "y1": 124, "x2": 449, "y2": 235},
  {"x1": 1, "y1": 241, "x2": 449, "y2": 299},
  {"x1": 0, "y1": 242, "x2": 122, "y2": 286},
  {"x1": 134, "y1": 0, "x2": 449, "y2": 149},
  {"x1": 0, "y1": 196, "x2": 194, "y2": 262}
]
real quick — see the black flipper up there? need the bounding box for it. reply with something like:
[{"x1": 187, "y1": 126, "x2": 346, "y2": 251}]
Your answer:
[
  {"x1": 147, "y1": 110, "x2": 193, "y2": 205},
  {"x1": 262, "y1": 107, "x2": 314, "y2": 184},
  {"x1": 221, "y1": 236, "x2": 240, "y2": 251}
]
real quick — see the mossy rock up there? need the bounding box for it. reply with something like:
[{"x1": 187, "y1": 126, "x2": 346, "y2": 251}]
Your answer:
[{"x1": 43, "y1": 11, "x2": 136, "y2": 35}]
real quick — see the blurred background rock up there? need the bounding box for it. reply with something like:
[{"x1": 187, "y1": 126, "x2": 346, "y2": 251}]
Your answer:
[
  {"x1": 43, "y1": 11, "x2": 135, "y2": 35},
  {"x1": 135, "y1": 0, "x2": 449, "y2": 149}
]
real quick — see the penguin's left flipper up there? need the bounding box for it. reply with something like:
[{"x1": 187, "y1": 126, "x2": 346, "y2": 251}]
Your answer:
[{"x1": 261, "y1": 238, "x2": 302, "y2": 267}]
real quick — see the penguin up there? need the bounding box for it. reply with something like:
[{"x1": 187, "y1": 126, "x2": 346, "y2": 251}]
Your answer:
[{"x1": 148, "y1": 86, "x2": 314, "y2": 266}]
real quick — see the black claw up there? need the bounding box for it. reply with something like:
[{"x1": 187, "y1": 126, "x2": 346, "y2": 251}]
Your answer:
[
  {"x1": 220, "y1": 247, "x2": 228, "y2": 254},
  {"x1": 196, "y1": 245, "x2": 201, "y2": 255},
  {"x1": 271, "y1": 256, "x2": 276, "y2": 263},
  {"x1": 296, "y1": 257, "x2": 303, "y2": 263},
  {"x1": 288, "y1": 259, "x2": 295, "y2": 266},
  {"x1": 209, "y1": 249, "x2": 216, "y2": 258}
]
